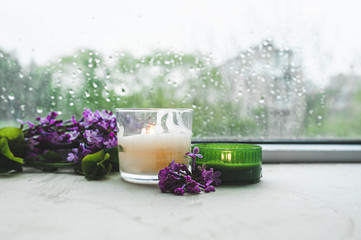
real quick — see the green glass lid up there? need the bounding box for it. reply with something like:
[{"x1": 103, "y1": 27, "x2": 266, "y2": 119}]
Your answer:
[
  {"x1": 192, "y1": 143, "x2": 262, "y2": 184},
  {"x1": 192, "y1": 143, "x2": 262, "y2": 165}
]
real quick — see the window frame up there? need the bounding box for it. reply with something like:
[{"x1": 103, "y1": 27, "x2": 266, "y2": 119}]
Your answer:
[{"x1": 192, "y1": 140, "x2": 361, "y2": 163}]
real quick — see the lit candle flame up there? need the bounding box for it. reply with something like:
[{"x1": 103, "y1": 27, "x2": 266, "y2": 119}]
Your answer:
[{"x1": 146, "y1": 124, "x2": 156, "y2": 134}]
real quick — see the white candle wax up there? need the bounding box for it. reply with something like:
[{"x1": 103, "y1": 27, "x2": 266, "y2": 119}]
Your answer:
[{"x1": 118, "y1": 132, "x2": 191, "y2": 174}]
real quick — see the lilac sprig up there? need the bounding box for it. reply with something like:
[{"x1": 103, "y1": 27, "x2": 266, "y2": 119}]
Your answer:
[
  {"x1": 19, "y1": 109, "x2": 117, "y2": 163},
  {"x1": 158, "y1": 148, "x2": 221, "y2": 195},
  {"x1": 186, "y1": 147, "x2": 203, "y2": 172}
]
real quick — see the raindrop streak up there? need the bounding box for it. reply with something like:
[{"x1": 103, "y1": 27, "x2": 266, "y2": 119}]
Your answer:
[{"x1": 8, "y1": 94, "x2": 15, "y2": 101}]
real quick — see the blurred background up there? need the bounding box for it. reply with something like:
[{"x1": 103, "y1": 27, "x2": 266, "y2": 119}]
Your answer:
[{"x1": 1, "y1": 0, "x2": 361, "y2": 140}]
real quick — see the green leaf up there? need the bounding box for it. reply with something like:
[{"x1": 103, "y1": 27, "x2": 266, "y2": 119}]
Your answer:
[
  {"x1": 0, "y1": 156, "x2": 23, "y2": 173},
  {"x1": 0, "y1": 138, "x2": 23, "y2": 173},
  {"x1": 0, "y1": 127, "x2": 25, "y2": 157},
  {"x1": 0, "y1": 138, "x2": 24, "y2": 164},
  {"x1": 82, "y1": 150, "x2": 112, "y2": 180},
  {"x1": 104, "y1": 147, "x2": 119, "y2": 171}
]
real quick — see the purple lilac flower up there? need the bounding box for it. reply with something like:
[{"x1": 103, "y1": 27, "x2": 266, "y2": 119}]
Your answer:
[
  {"x1": 104, "y1": 132, "x2": 117, "y2": 148},
  {"x1": 21, "y1": 109, "x2": 118, "y2": 165},
  {"x1": 67, "y1": 148, "x2": 79, "y2": 162},
  {"x1": 36, "y1": 112, "x2": 58, "y2": 126},
  {"x1": 17, "y1": 119, "x2": 34, "y2": 129},
  {"x1": 158, "y1": 157, "x2": 221, "y2": 195},
  {"x1": 78, "y1": 143, "x2": 92, "y2": 159},
  {"x1": 186, "y1": 180, "x2": 201, "y2": 193},
  {"x1": 27, "y1": 137, "x2": 39, "y2": 151},
  {"x1": 71, "y1": 115, "x2": 78, "y2": 124},
  {"x1": 174, "y1": 186, "x2": 185, "y2": 195},
  {"x1": 83, "y1": 130, "x2": 104, "y2": 148},
  {"x1": 81, "y1": 109, "x2": 99, "y2": 128},
  {"x1": 94, "y1": 110, "x2": 116, "y2": 130},
  {"x1": 196, "y1": 165, "x2": 222, "y2": 187},
  {"x1": 186, "y1": 147, "x2": 203, "y2": 172},
  {"x1": 68, "y1": 130, "x2": 79, "y2": 141},
  {"x1": 204, "y1": 185, "x2": 215, "y2": 193}
]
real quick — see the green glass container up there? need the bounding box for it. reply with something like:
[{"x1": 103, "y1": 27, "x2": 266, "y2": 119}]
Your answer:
[{"x1": 192, "y1": 143, "x2": 262, "y2": 184}]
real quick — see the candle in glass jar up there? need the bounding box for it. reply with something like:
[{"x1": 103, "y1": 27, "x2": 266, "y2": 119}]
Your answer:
[
  {"x1": 116, "y1": 108, "x2": 193, "y2": 183},
  {"x1": 118, "y1": 130, "x2": 191, "y2": 174}
]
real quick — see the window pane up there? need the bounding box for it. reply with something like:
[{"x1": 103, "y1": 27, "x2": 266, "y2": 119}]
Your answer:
[{"x1": 1, "y1": 0, "x2": 360, "y2": 140}]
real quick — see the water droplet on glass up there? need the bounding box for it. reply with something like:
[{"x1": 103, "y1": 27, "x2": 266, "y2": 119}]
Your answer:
[
  {"x1": 19, "y1": 73, "x2": 24, "y2": 78},
  {"x1": 92, "y1": 82, "x2": 98, "y2": 88},
  {"x1": 69, "y1": 102, "x2": 74, "y2": 106},
  {"x1": 84, "y1": 91, "x2": 90, "y2": 98},
  {"x1": 317, "y1": 115, "x2": 322, "y2": 120},
  {"x1": 37, "y1": 107, "x2": 43, "y2": 114},
  {"x1": 68, "y1": 89, "x2": 75, "y2": 95},
  {"x1": 8, "y1": 94, "x2": 15, "y2": 101}
]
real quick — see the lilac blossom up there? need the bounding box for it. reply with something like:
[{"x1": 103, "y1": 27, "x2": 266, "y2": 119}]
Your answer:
[
  {"x1": 67, "y1": 148, "x2": 79, "y2": 163},
  {"x1": 84, "y1": 130, "x2": 103, "y2": 148},
  {"x1": 186, "y1": 147, "x2": 203, "y2": 172},
  {"x1": 17, "y1": 119, "x2": 34, "y2": 129},
  {"x1": 21, "y1": 109, "x2": 118, "y2": 164},
  {"x1": 104, "y1": 132, "x2": 117, "y2": 148},
  {"x1": 158, "y1": 157, "x2": 221, "y2": 195}
]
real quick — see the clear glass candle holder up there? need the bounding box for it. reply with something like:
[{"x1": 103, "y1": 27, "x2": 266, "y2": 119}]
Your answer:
[{"x1": 116, "y1": 108, "x2": 193, "y2": 184}]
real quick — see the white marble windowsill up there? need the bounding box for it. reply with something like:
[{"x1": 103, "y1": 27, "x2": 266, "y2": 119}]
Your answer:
[{"x1": 0, "y1": 164, "x2": 360, "y2": 240}]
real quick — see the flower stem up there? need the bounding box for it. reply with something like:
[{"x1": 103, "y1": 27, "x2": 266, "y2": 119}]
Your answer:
[{"x1": 25, "y1": 162, "x2": 75, "y2": 168}]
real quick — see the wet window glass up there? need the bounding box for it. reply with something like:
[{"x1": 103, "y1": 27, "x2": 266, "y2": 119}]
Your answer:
[{"x1": 1, "y1": 0, "x2": 360, "y2": 140}]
